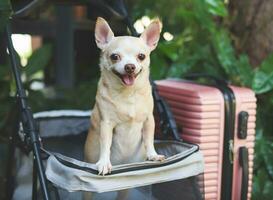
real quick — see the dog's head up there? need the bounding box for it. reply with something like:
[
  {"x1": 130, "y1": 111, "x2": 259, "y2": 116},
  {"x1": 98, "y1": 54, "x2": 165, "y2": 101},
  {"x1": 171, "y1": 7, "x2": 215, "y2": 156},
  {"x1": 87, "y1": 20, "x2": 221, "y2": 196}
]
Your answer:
[{"x1": 95, "y1": 17, "x2": 162, "y2": 86}]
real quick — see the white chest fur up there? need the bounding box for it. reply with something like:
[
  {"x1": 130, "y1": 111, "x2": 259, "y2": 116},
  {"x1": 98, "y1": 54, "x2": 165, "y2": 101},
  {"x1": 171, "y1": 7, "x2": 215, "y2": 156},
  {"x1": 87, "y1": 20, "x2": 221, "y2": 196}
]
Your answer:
[{"x1": 113, "y1": 92, "x2": 151, "y2": 123}]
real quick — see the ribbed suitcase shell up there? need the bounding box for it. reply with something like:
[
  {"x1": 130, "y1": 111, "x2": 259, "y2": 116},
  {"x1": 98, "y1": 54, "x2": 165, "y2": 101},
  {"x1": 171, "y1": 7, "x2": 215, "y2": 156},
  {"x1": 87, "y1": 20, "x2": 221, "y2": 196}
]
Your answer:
[{"x1": 155, "y1": 80, "x2": 256, "y2": 200}]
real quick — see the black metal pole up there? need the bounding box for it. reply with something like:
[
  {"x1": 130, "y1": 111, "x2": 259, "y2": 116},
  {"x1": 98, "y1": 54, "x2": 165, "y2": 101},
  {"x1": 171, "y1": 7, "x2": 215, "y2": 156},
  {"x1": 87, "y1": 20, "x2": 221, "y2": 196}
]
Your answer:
[
  {"x1": 32, "y1": 159, "x2": 38, "y2": 200},
  {"x1": 5, "y1": 23, "x2": 50, "y2": 200}
]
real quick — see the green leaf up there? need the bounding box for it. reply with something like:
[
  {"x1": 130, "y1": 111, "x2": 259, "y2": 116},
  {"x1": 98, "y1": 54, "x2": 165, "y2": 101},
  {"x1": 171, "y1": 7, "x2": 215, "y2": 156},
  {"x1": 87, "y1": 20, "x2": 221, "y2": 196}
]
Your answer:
[
  {"x1": 158, "y1": 42, "x2": 180, "y2": 62},
  {"x1": 257, "y1": 170, "x2": 268, "y2": 190},
  {"x1": 24, "y1": 44, "x2": 52, "y2": 78},
  {"x1": 260, "y1": 54, "x2": 273, "y2": 74},
  {"x1": 252, "y1": 71, "x2": 273, "y2": 94},
  {"x1": 263, "y1": 181, "x2": 273, "y2": 199},
  {"x1": 150, "y1": 53, "x2": 168, "y2": 79},
  {"x1": 236, "y1": 54, "x2": 253, "y2": 86},
  {"x1": 252, "y1": 170, "x2": 273, "y2": 200},
  {"x1": 205, "y1": 0, "x2": 228, "y2": 17},
  {"x1": 252, "y1": 54, "x2": 273, "y2": 94},
  {"x1": 261, "y1": 141, "x2": 273, "y2": 178},
  {"x1": 213, "y1": 30, "x2": 237, "y2": 75},
  {"x1": 167, "y1": 63, "x2": 192, "y2": 78},
  {"x1": 254, "y1": 131, "x2": 264, "y2": 169}
]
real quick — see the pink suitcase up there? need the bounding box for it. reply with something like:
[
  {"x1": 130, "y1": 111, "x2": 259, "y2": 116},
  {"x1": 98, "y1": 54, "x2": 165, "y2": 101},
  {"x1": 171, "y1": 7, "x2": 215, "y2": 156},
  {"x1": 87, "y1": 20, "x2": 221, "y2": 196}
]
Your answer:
[{"x1": 155, "y1": 78, "x2": 256, "y2": 200}]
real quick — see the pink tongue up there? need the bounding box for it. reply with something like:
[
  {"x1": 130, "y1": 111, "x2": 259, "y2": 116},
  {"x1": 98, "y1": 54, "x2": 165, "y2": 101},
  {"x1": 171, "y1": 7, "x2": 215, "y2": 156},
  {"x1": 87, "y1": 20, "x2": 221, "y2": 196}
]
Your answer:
[{"x1": 122, "y1": 74, "x2": 135, "y2": 86}]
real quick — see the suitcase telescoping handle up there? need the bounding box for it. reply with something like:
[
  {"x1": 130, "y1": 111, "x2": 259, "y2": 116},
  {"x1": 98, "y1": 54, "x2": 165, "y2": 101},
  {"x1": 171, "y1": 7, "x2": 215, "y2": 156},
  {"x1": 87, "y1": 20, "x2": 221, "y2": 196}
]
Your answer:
[{"x1": 239, "y1": 147, "x2": 249, "y2": 200}]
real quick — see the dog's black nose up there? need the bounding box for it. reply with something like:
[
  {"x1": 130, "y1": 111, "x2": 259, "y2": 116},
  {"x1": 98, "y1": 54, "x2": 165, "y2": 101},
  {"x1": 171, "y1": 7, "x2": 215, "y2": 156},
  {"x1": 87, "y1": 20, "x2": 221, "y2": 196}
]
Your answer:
[{"x1": 124, "y1": 64, "x2": 136, "y2": 74}]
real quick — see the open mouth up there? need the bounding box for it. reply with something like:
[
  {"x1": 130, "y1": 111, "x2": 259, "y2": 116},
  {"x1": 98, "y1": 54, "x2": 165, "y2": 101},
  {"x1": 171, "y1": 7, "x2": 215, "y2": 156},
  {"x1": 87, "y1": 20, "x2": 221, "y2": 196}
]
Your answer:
[{"x1": 112, "y1": 69, "x2": 142, "y2": 86}]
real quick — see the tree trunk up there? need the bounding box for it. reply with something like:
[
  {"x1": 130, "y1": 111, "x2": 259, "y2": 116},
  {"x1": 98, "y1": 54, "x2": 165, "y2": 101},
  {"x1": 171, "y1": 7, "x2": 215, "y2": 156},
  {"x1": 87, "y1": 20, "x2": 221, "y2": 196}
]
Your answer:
[{"x1": 229, "y1": 0, "x2": 273, "y2": 66}]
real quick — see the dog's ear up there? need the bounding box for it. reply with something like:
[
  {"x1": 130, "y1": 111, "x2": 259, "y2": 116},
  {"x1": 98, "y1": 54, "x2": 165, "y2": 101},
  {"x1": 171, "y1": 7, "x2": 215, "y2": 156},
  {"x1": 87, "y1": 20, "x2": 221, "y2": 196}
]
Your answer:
[
  {"x1": 95, "y1": 17, "x2": 114, "y2": 50},
  {"x1": 140, "y1": 19, "x2": 162, "y2": 51}
]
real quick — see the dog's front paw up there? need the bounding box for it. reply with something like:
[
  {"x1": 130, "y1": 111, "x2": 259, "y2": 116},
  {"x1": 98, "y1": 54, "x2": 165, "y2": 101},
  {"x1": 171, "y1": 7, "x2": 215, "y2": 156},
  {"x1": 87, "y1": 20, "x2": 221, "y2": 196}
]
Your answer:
[
  {"x1": 147, "y1": 154, "x2": 165, "y2": 161},
  {"x1": 96, "y1": 159, "x2": 112, "y2": 176}
]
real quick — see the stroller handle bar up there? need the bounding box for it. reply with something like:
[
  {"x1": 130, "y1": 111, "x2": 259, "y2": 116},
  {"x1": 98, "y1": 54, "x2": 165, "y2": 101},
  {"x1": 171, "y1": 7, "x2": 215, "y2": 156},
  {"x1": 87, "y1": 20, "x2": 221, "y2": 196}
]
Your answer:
[
  {"x1": 11, "y1": 0, "x2": 44, "y2": 18},
  {"x1": 11, "y1": 0, "x2": 129, "y2": 19}
]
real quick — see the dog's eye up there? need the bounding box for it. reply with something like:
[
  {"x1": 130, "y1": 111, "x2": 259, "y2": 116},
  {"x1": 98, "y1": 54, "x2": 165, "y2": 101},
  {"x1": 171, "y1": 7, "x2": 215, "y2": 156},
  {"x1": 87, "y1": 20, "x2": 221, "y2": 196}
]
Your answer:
[
  {"x1": 110, "y1": 54, "x2": 120, "y2": 61},
  {"x1": 137, "y1": 53, "x2": 145, "y2": 61}
]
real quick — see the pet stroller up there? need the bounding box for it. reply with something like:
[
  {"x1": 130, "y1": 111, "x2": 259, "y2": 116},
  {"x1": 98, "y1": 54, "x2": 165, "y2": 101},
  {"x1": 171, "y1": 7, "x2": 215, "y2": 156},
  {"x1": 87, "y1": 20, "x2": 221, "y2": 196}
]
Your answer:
[{"x1": 3, "y1": 0, "x2": 204, "y2": 200}]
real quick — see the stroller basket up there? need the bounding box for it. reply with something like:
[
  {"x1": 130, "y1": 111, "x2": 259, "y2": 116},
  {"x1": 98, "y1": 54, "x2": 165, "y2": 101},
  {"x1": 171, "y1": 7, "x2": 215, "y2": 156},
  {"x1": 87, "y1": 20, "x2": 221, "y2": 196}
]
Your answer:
[
  {"x1": 14, "y1": 110, "x2": 204, "y2": 199},
  {"x1": 34, "y1": 111, "x2": 203, "y2": 192},
  {"x1": 46, "y1": 141, "x2": 202, "y2": 193}
]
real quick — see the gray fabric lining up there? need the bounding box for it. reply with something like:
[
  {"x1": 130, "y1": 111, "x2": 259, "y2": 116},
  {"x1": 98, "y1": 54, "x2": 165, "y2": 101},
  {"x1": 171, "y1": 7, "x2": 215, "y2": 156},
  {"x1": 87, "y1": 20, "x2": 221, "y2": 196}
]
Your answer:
[
  {"x1": 38, "y1": 118, "x2": 90, "y2": 138},
  {"x1": 46, "y1": 151, "x2": 204, "y2": 193},
  {"x1": 34, "y1": 110, "x2": 91, "y2": 138}
]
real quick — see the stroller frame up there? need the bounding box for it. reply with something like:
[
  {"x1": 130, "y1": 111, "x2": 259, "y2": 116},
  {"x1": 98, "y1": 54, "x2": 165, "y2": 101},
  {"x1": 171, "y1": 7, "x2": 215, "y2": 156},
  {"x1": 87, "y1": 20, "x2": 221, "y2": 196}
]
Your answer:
[
  {"x1": 5, "y1": 23, "x2": 50, "y2": 200},
  {"x1": 4, "y1": 1, "x2": 180, "y2": 199}
]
